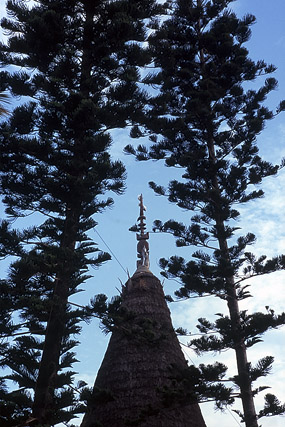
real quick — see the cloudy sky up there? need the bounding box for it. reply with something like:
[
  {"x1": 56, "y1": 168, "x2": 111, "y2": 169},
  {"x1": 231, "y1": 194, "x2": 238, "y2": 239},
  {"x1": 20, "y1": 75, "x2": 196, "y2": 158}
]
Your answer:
[{"x1": 1, "y1": 1, "x2": 285, "y2": 426}]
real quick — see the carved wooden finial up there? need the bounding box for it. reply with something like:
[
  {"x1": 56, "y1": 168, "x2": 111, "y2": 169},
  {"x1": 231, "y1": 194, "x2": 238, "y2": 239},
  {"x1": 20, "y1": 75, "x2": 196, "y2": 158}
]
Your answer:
[{"x1": 136, "y1": 194, "x2": 149, "y2": 269}]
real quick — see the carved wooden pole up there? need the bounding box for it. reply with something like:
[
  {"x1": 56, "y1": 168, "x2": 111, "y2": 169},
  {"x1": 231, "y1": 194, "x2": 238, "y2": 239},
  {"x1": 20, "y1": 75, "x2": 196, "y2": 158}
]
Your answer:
[{"x1": 136, "y1": 194, "x2": 150, "y2": 270}]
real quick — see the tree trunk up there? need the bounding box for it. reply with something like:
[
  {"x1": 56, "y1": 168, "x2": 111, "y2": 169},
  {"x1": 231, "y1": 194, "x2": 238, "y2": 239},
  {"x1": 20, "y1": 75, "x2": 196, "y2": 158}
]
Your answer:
[
  {"x1": 32, "y1": 3, "x2": 94, "y2": 421},
  {"x1": 207, "y1": 137, "x2": 258, "y2": 427},
  {"x1": 32, "y1": 207, "x2": 79, "y2": 422},
  {"x1": 226, "y1": 278, "x2": 258, "y2": 427},
  {"x1": 198, "y1": 0, "x2": 258, "y2": 412}
]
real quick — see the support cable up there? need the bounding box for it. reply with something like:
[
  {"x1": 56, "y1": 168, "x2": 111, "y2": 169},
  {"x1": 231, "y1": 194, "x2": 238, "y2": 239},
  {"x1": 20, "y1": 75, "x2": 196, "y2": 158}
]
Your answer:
[{"x1": 93, "y1": 227, "x2": 128, "y2": 275}]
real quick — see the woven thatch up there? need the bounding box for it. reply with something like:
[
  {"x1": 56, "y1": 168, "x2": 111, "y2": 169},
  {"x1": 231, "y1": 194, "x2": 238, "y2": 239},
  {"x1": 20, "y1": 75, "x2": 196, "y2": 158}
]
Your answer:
[{"x1": 81, "y1": 270, "x2": 206, "y2": 427}]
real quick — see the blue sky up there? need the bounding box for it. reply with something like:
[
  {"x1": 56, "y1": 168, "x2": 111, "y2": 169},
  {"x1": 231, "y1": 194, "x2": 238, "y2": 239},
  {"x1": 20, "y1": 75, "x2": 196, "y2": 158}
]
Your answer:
[{"x1": 1, "y1": 1, "x2": 285, "y2": 426}]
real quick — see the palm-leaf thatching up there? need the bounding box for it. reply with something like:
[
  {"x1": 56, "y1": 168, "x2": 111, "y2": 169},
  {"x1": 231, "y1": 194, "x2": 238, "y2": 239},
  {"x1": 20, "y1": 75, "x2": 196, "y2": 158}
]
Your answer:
[{"x1": 81, "y1": 270, "x2": 206, "y2": 427}]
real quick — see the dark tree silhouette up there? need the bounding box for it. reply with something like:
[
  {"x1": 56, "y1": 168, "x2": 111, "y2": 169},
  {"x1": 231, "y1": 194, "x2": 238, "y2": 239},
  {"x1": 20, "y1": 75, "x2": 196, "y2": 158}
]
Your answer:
[{"x1": 0, "y1": 0, "x2": 160, "y2": 424}]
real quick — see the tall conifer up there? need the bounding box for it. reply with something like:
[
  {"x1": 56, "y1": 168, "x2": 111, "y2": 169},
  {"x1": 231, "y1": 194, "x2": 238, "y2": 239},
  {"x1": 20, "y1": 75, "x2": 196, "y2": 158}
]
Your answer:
[
  {"x1": 126, "y1": 1, "x2": 285, "y2": 425},
  {"x1": 0, "y1": 0, "x2": 160, "y2": 424}
]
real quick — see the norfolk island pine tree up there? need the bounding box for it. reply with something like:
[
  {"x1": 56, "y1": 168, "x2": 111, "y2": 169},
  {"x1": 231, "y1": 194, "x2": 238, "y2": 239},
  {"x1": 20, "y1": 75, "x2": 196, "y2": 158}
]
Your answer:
[
  {"x1": 0, "y1": 90, "x2": 33, "y2": 424},
  {"x1": 125, "y1": 1, "x2": 285, "y2": 426},
  {"x1": 0, "y1": 0, "x2": 162, "y2": 425}
]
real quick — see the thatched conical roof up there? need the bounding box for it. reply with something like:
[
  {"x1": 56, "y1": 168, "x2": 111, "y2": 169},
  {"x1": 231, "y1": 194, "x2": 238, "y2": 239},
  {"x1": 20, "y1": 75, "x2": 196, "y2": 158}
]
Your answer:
[{"x1": 81, "y1": 268, "x2": 206, "y2": 427}]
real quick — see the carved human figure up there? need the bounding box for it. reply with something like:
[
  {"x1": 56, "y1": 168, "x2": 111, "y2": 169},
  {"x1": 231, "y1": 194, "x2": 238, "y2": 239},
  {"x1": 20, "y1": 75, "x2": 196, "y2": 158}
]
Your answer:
[
  {"x1": 137, "y1": 238, "x2": 149, "y2": 268},
  {"x1": 136, "y1": 194, "x2": 149, "y2": 269}
]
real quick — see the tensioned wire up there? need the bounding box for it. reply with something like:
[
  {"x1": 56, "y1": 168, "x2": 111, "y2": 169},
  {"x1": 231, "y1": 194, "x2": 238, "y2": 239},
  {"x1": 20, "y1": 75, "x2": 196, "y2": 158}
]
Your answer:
[{"x1": 93, "y1": 227, "x2": 129, "y2": 275}]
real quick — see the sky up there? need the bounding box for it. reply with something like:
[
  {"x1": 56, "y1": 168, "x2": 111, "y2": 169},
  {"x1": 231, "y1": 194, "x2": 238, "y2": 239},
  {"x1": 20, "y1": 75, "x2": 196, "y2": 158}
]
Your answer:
[{"x1": 1, "y1": 1, "x2": 285, "y2": 426}]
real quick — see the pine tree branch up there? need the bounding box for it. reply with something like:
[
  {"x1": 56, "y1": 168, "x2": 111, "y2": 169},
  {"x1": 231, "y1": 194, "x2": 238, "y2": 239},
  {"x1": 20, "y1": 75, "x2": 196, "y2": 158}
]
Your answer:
[{"x1": 1, "y1": 329, "x2": 44, "y2": 338}]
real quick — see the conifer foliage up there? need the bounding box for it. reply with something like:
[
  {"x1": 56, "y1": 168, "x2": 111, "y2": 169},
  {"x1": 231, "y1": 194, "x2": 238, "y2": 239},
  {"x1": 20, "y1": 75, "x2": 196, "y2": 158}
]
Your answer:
[
  {"x1": 126, "y1": 0, "x2": 285, "y2": 426},
  {"x1": 0, "y1": 0, "x2": 159, "y2": 425}
]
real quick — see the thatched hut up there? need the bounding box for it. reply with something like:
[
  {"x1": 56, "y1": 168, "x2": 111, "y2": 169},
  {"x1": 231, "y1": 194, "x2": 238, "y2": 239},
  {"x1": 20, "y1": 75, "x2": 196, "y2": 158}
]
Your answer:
[{"x1": 81, "y1": 196, "x2": 206, "y2": 427}]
